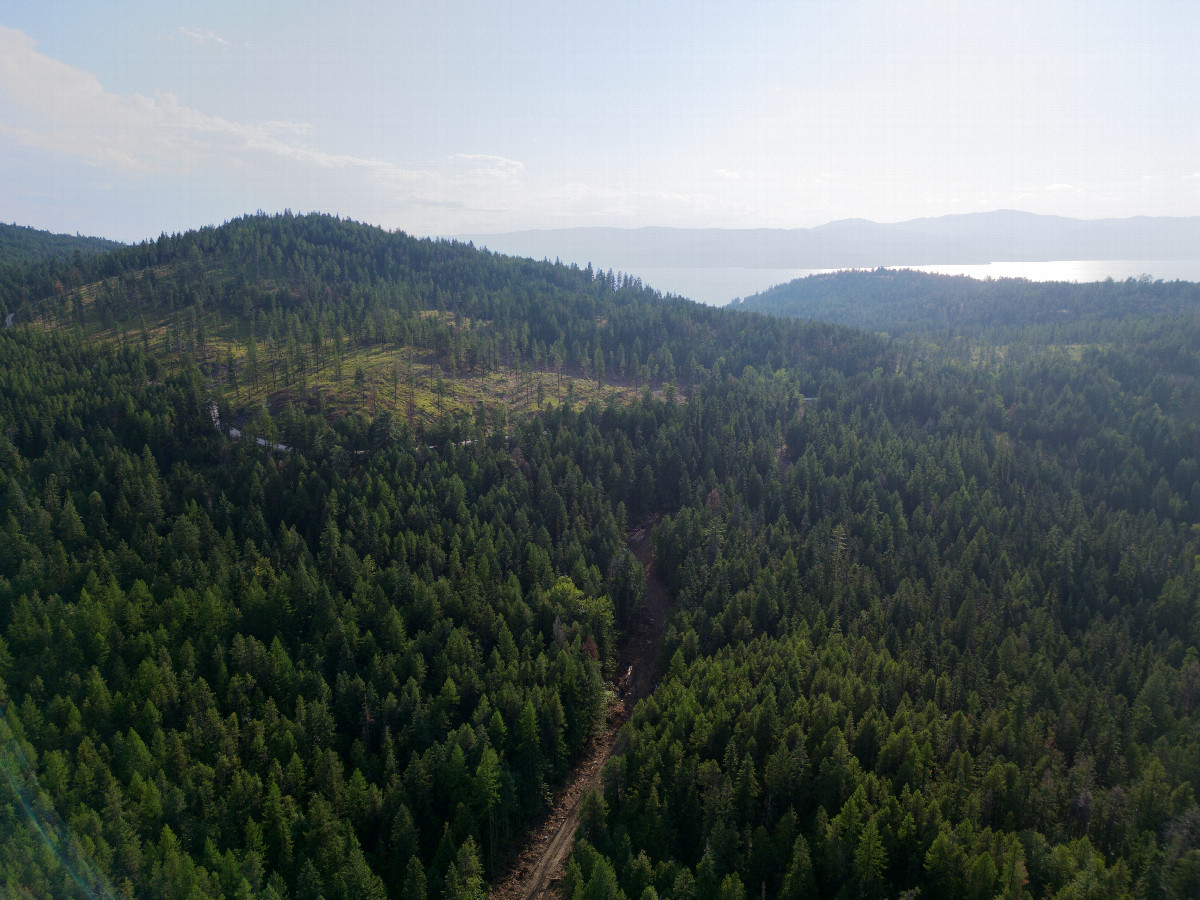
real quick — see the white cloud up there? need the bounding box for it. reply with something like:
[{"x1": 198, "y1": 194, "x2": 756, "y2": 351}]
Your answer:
[
  {"x1": 714, "y1": 169, "x2": 740, "y2": 180},
  {"x1": 2, "y1": 26, "x2": 702, "y2": 234},
  {"x1": 448, "y1": 154, "x2": 524, "y2": 180},
  {"x1": 178, "y1": 27, "x2": 230, "y2": 47},
  {"x1": 0, "y1": 25, "x2": 429, "y2": 182},
  {"x1": 263, "y1": 121, "x2": 313, "y2": 136}
]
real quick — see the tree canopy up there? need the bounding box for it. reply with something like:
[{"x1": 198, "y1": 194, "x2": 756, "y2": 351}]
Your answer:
[{"x1": 1, "y1": 215, "x2": 1198, "y2": 898}]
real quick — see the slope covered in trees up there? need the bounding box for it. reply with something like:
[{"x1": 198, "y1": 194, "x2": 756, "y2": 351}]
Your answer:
[
  {"x1": 5, "y1": 212, "x2": 870, "y2": 427},
  {"x1": 566, "y1": 322, "x2": 1200, "y2": 899},
  {"x1": 0, "y1": 327, "x2": 625, "y2": 898},
  {"x1": 0, "y1": 223, "x2": 123, "y2": 269},
  {"x1": 0, "y1": 224, "x2": 125, "y2": 325},
  {"x1": 1, "y1": 214, "x2": 1199, "y2": 898},
  {"x1": 0, "y1": 215, "x2": 879, "y2": 897},
  {"x1": 730, "y1": 268, "x2": 1200, "y2": 342}
]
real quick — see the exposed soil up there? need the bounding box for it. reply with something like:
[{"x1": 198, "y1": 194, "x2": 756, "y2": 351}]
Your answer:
[
  {"x1": 620, "y1": 517, "x2": 672, "y2": 703},
  {"x1": 487, "y1": 521, "x2": 670, "y2": 900},
  {"x1": 486, "y1": 702, "x2": 627, "y2": 900}
]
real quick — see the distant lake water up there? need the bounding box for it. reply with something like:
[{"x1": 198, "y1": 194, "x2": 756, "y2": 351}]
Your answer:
[{"x1": 626, "y1": 260, "x2": 1200, "y2": 307}]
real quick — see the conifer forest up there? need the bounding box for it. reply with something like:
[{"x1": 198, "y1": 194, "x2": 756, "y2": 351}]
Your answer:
[{"x1": 2, "y1": 214, "x2": 1199, "y2": 899}]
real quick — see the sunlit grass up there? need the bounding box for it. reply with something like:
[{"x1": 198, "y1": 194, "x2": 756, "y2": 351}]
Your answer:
[{"x1": 30, "y1": 293, "x2": 649, "y2": 427}]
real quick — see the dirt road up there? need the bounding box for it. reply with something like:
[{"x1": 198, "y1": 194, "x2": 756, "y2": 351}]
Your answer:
[
  {"x1": 486, "y1": 702, "x2": 626, "y2": 900},
  {"x1": 487, "y1": 524, "x2": 670, "y2": 900},
  {"x1": 621, "y1": 520, "x2": 672, "y2": 702}
]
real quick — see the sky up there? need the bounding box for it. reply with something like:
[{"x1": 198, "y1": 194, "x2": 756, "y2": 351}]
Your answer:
[{"x1": 1, "y1": 0, "x2": 1198, "y2": 243}]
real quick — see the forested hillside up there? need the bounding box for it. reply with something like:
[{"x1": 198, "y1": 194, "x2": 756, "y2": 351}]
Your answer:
[
  {"x1": 4, "y1": 212, "x2": 867, "y2": 426},
  {"x1": 0, "y1": 223, "x2": 123, "y2": 268},
  {"x1": 731, "y1": 268, "x2": 1200, "y2": 341},
  {"x1": 0, "y1": 224, "x2": 124, "y2": 323},
  {"x1": 568, "y1": 322, "x2": 1200, "y2": 900},
  {"x1": 2, "y1": 214, "x2": 1199, "y2": 898}
]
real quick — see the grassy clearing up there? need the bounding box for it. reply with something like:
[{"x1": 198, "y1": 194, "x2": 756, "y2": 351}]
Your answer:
[
  {"x1": 28, "y1": 293, "x2": 651, "y2": 427},
  {"x1": 211, "y1": 340, "x2": 636, "y2": 425}
]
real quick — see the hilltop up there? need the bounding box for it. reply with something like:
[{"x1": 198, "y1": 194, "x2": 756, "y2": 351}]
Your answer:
[{"x1": 6, "y1": 212, "x2": 876, "y2": 431}]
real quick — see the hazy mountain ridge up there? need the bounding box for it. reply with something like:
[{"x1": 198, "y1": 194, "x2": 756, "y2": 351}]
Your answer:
[
  {"x1": 0, "y1": 222, "x2": 125, "y2": 268},
  {"x1": 459, "y1": 210, "x2": 1200, "y2": 271}
]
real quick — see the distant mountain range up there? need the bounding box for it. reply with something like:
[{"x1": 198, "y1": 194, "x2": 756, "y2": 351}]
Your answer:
[{"x1": 458, "y1": 211, "x2": 1200, "y2": 271}]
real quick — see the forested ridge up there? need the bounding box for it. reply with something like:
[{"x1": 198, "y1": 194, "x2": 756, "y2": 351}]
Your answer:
[
  {"x1": 1, "y1": 214, "x2": 1199, "y2": 898},
  {"x1": 0, "y1": 224, "x2": 124, "y2": 316},
  {"x1": 3, "y1": 212, "x2": 870, "y2": 428},
  {"x1": 731, "y1": 267, "x2": 1200, "y2": 344},
  {"x1": 0, "y1": 223, "x2": 122, "y2": 264}
]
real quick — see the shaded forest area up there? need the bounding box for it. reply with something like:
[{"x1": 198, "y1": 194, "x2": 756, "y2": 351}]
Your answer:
[
  {"x1": 1, "y1": 214, "x2": 1198, "y2": 898},
  {"x1": 0, "y1": 223, "x2": 124, "y2": 317}
]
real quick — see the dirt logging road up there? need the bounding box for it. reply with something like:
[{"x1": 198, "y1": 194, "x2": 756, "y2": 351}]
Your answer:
[
  {"x1": 487, "y1": 525, "x2": 670, "y2": 900},
  {"x1": 486, "y1": 703, "x2": 627, "y2": 900}
]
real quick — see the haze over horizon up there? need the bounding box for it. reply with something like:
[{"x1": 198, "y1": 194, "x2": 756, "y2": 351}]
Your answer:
[{"x1": 2, "y1": 1, "x2": 1198, "y2": 243}]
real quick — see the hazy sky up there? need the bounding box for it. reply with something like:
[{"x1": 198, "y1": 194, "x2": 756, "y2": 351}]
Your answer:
[{"x1": 2, "y1": 1, "x2": 1198, "y2": 242}]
